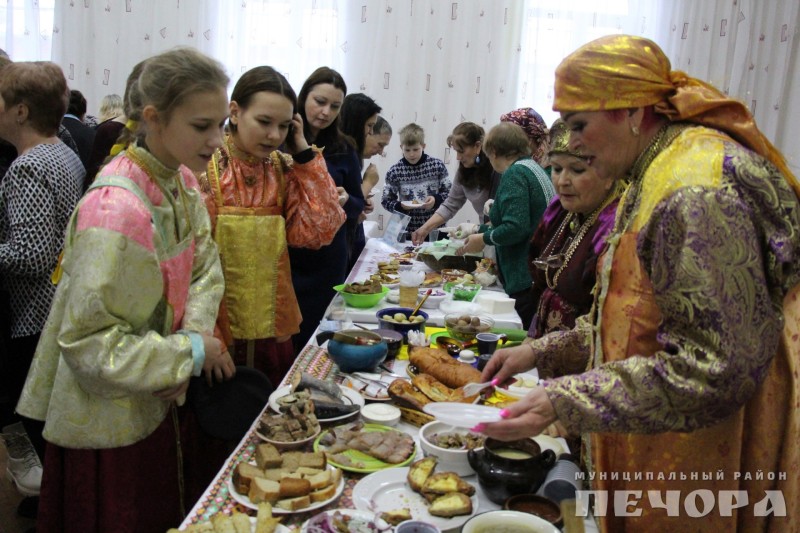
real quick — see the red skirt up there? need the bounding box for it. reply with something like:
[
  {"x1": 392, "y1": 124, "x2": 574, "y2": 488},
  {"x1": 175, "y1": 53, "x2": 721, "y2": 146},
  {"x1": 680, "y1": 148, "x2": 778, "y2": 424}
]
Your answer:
[
  {"x1": 36, "y1": 405, "x2": 231, "y2": 533},
  {"x1": 232, "y1": 337, "x2": 295, "y2": 387}
]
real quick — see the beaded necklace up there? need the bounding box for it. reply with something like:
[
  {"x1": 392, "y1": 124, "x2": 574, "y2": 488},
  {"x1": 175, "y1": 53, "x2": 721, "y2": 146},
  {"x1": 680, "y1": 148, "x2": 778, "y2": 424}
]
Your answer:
[{"x1": 534, "y1": 181, "x2": 624, "y2": 289}]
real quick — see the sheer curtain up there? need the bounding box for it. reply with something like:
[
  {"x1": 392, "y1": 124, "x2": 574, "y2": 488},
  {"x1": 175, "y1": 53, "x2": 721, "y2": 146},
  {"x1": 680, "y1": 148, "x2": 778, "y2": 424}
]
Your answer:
[
  {"x1": 653, "y1": 0, "x2": 800, "y2": 174},
  {"x1": 2, "y1": 0, "x2": 798, "y2": 205}
]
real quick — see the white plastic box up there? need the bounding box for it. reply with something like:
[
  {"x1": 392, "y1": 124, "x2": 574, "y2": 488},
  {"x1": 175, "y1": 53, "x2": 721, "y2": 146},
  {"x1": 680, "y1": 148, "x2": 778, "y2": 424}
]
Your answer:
[{"x1": 476, "y1": 292, "x2": 516, "y2": 314}]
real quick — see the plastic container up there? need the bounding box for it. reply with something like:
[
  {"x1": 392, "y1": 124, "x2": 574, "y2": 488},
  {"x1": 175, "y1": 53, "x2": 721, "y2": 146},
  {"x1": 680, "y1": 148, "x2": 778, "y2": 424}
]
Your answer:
[{"x1": 476, "y1": 292, "x2": 516, "y2": 314}]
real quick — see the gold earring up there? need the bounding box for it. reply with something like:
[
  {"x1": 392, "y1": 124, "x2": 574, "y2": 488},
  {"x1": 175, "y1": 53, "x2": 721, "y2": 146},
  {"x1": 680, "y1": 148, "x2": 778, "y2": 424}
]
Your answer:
[{"x1": 631, "y1": 125, "x2": 640, "y2": 136}]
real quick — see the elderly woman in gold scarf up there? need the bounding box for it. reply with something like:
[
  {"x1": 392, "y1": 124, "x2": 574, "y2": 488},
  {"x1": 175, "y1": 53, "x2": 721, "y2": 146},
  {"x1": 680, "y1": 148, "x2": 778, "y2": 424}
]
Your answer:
[{"x1": 478, "y1": 35, "x2": 800, "y2": 532}]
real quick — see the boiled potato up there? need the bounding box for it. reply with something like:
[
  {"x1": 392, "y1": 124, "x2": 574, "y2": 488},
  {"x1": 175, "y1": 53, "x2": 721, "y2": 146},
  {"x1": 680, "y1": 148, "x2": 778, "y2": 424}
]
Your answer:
[{"x1": 394, "y1": 312, "x2": 406, "y2": 321}]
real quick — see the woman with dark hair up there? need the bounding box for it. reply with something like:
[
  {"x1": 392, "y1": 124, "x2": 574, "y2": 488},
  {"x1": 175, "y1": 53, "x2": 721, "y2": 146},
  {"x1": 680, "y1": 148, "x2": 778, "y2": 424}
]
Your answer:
[
  {"x1": 340, "y1": 92, "x2": 381, "y2": 268},
  {"x1": 411, "y1": 121, "x2": 498, "y2": 244},
  {"x1": 200, "y1": 66, "x2": 344, "y2": 387},
  {"x1": 289, "y1": 67, "x2": 365, "y2": 351}
]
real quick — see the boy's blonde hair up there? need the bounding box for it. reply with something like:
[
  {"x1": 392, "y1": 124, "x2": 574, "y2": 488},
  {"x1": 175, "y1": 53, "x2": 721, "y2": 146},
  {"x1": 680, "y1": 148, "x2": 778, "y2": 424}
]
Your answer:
[{"x1": 399, "y1": 123, "x2": 425, "y2": 146}]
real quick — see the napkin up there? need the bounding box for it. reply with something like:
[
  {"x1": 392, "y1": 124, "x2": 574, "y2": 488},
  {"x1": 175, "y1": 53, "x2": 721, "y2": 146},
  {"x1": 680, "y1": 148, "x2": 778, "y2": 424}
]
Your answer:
[{"x1": 399, "y1": 269, "x2": 425, "y2": 287}]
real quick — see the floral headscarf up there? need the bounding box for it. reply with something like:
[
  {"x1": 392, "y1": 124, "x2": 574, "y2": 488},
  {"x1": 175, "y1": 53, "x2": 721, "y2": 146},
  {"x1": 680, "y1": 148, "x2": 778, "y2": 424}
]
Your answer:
[
  {"x1": 500, "y1": 107, "x2": 549, "y2": 166},
  {"x1": 553, "y1": 34, "x2": 798, "y2": 197}
]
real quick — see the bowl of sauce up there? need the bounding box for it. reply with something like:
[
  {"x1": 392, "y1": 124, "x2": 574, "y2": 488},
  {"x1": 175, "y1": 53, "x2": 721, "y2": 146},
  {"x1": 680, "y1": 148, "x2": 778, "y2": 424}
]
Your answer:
[{"x1": 504, "y1": 494, "x2": 563, "y2": 529}]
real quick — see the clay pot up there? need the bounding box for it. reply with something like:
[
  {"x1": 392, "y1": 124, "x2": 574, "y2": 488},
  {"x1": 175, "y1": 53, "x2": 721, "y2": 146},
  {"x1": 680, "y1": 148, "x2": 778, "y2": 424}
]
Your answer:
[{"x1": 467, "y1": 437, "x2": 556, "y2": 504}]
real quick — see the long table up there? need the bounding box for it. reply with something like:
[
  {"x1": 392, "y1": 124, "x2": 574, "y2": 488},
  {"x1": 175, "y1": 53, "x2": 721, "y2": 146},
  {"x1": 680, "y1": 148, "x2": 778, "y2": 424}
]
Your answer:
[
  {"x1": 179, "y1": 344, "x2": 507, "y2": 531},
  {"x1": 178, "y1": 239, "x2": 538, "y2": 531},
  {"x1": 345, "y1": 238, "x2": 523, "y2": 330}
]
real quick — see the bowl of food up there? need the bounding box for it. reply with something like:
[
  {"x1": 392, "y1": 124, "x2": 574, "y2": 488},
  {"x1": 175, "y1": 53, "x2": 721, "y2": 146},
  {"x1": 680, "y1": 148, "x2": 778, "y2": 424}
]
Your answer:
[
  {"x1": 461, "y1": 510, "x2": 559, "y2": 533},
  {"x1": 256, "y1": 404, "x2": 322, "y2": 451},
  {"x1": 444, "y1": 314, "x2": 494, "y2": 342},
  {"x1": 372, "y1": 328, "x2": 404, "y2": 358},
  {"x1": 316, "y1": 329, "x2": 389, "y2": 372},
  {"x1": 441, "y1": 268, "x2": 469, "y2": 283},
  {"x1": 376, "y1": 307, "x2": 428, "y2": 342},
  {"x1": 419, "y1": 420, "x2": 485, "y2": 476},
  {"x1": 451, "y1": 282, "x2": 482, "y2": 302},
  {"x1": 419, "y1": 288, "x2": 447, "y2": 309},
  {"x1": 504, "y1": 494, "x2": 564, "y2": 529},
  {"x1": 333, "y1": 283, "x2": 389, "y2": 308}
]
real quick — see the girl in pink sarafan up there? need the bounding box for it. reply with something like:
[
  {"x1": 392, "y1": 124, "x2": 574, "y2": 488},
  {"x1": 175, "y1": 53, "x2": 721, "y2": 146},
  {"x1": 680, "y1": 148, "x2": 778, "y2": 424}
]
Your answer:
[{"x1": 16, "y1": 48, "x2": 236, "y2": 533}]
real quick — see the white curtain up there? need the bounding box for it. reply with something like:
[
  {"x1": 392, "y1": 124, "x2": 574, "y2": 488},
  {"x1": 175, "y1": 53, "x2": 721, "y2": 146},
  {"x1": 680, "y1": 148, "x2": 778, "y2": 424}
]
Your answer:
[
  {"x1": 653, "y1": 0, "x2": 800, "y2": 175},
  {"x1": 2, "y1": 0, "x2": 798, "y2": 214},
  {"x1": 516, "y1": 0, "x2": 661, "y2": 128}
]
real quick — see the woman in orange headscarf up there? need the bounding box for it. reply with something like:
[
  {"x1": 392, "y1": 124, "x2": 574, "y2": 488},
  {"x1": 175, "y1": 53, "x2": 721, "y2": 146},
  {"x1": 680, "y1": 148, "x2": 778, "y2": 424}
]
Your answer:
[{"x1": 479, "y1": 35, "x2": 800, "y2": 532}]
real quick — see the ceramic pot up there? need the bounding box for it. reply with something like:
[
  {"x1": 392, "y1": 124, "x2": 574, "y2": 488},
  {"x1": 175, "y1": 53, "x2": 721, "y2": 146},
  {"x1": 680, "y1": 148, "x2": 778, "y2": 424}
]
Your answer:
[
  {"x1": 467, "y1": 437, "x2": 556, "y2": 504},
  {"x1": 315, "y1": 329, "x2": 388, "y2": 372}
]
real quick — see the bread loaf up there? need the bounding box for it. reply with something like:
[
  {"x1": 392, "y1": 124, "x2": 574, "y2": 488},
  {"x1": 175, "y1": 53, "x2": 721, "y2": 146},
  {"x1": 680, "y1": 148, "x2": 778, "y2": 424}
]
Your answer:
[
  {"x1": 410, "y1": 348, "x2": 482, "y2": 388},
  {"x1": 233, "y1": 461, "x2": 265, "y2": 494},
  {"x1": 411, "y1": 374, "x2": 453, "y2": 403},
  {"x1": 428, "y1": 491, "x2": 473, "y2": 517},
  {"x1": 279, "y1": 477, "x2": 311, "y2": 499},
  {"x1": 388, "y1": 379, "x2": 432, "y2": 411}
]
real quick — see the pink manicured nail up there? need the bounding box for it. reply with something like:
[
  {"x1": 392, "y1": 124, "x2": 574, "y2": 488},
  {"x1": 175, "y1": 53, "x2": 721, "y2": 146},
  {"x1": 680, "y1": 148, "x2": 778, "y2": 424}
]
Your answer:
[
  {"x1": 499, "y1": 408, "x2": 510, "y2": 419},
  {"x1": 471, "y1": 424, "x2": 486, "y2": 433},
  {"x1": 490, "y1": 377, "x2": 499, "y2": 386}
]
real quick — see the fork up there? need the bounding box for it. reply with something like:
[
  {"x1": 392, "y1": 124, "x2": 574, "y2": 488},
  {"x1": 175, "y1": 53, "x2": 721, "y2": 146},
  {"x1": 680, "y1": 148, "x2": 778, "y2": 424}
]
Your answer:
[{"x1": 462, "y1": 379, "x2": 497, "y2": 396}]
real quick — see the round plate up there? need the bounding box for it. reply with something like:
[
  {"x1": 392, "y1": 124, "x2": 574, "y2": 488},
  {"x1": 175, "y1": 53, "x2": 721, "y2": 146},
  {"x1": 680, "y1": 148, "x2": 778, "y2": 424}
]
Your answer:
[
  {"x1": 249, "y1": 517, "x2": 291, "y2": 533},
  {"x1": 313, "y1": 423, "x2": 417, "y2": 473},
  {"x1": 423, "y1": 402, "x2": 501, "y2": 428},
  {"x1": 352, "y1": 466, "x2": 479, "y2": 531},
  {"x1": 401, "y1": 200, "x2": 425, "y2": 209},
  {"x1": 227, "y1": 464, "x2": 344, "y2": 514},
  {"x1": 268, "y1": 385, "x2": 365, "y2": 423},
  {"x1": 300, "y1": 509, "x2": 391, "y2": 532}
]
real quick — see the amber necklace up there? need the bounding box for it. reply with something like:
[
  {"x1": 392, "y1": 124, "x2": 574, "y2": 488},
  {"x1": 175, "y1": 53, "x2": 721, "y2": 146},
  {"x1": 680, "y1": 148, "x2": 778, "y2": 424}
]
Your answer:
[{"x1": 534, "y1": 181, "x2": 624, "y2": 289}]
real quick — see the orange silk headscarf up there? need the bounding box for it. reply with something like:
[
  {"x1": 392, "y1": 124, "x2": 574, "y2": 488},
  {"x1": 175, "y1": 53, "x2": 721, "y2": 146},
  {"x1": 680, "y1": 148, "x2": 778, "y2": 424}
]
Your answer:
[{"x1": 553, "y1": 34, "x2": 800, "y2": 197}]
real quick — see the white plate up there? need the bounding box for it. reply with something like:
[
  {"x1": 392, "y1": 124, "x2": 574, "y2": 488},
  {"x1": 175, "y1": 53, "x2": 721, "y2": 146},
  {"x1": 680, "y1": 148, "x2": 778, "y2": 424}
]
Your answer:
[
  {"x1": 401, "y1": 200, "x2": 425, "y2": 209},
  {"x1": 300, "y1": 509, "x2": 391, "y2": 532},
  {"x1": 352, "y1": 467, "x2": 479, "y2": 531},
  {"x1": 422, "y1": 403, "x2": 501, "y2": 428},
  {"x1": 268, "y1": 385, "x2": 365, "y2": 423},
  {"x1": 227, "y1": 464, "x2": 344, "y2": 514},
  {"x1": 342, "y1": 375, "x2": 391, "y2": 401},
  {"x1": 248, "y1": 517, "x2": 291, "y2": 533}
]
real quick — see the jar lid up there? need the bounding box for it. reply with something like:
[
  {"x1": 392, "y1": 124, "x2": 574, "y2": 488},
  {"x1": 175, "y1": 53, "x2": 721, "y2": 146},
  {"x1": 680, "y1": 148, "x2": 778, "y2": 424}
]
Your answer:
[{"x1": 458, "y1": 349, "x2": 476, "y2": 362}]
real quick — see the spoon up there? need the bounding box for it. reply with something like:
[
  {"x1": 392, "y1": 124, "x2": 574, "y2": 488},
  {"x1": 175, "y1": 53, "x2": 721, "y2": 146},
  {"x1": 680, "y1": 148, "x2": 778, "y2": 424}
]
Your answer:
[
  {"x1": 410, "y1": 288, "x2": 432, "y2": 317},
  {"x1": 462, "y1": 379, "x2": 497, "y2": 396}
]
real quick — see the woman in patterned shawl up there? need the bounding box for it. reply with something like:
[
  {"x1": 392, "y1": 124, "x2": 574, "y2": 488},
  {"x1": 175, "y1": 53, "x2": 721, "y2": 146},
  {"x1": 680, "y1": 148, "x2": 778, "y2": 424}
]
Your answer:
[{"x1": 479, "y1": 35, "x2": 800, "y2": 532}]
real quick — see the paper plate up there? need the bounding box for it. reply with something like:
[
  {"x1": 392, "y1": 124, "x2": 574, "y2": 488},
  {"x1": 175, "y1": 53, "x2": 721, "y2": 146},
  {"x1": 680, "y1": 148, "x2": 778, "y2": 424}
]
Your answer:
[{"x1": 423, "y1": 402, "x2": 502, "y2": 428}]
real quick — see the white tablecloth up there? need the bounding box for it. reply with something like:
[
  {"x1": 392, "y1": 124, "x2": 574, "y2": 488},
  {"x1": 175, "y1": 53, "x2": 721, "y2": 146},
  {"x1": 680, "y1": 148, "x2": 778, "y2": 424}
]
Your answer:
[{"x1": 342, "y1": 239, "x2": 523, "y2": 330}]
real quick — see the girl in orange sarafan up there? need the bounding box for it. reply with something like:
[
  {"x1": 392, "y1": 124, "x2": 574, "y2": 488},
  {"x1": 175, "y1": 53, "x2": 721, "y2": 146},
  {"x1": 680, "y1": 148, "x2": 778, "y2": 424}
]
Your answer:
[{"x1": 200, "y1": 66, "x2": 345, "y2": 387}]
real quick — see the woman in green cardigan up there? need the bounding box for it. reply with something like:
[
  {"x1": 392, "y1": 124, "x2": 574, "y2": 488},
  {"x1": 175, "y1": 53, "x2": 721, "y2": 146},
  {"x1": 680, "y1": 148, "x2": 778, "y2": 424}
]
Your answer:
[{"x1": 456, "y1": 121, "x2": 555, "y2": 328}]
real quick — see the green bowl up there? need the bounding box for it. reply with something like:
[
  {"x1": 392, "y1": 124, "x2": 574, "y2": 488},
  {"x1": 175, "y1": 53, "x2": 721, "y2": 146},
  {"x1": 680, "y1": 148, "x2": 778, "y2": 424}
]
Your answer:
[
  {"x1": 452, "y1": 283, "x2": 482, "y2": 302},
  {"x1": 333, "y1": 284, "x2": 389, "y2": 308}
]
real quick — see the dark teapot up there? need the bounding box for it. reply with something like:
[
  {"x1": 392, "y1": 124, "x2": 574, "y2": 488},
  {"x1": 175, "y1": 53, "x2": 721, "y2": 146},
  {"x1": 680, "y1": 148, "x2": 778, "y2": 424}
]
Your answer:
[{"x1": 467, "y1": 437, "x2": 556, "y2": 504}]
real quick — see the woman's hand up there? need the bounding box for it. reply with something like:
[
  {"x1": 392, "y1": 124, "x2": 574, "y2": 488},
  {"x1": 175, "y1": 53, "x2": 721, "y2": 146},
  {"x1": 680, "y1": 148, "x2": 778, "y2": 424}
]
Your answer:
[
  {"x1": 336, "y1": 187, "x2": 349, "y2": 207},
  {"x1": 288, "y1": 113, "x2": 309, "y2": 153},
  {"x1": 201, "y1": 332, "x2": 236, "y2": 386},
  {"x1": 481, "y1": 341, "x2": 538, "y2": 387},
  {"x1": 362, "y1": 164, "x2": 379, "y2": 195},
  {"x1": 475, "y1": 386, "x2": 557, "y2": 441},
  {"x1": 422, "y1": 196, "x2": 435, "y2": 210},
  {"x1": 411, "y1": 227, "x2": 430, "y2": 245},
  {"x1": 457, "y1": 233, "x2": 485, "y2": 255}
]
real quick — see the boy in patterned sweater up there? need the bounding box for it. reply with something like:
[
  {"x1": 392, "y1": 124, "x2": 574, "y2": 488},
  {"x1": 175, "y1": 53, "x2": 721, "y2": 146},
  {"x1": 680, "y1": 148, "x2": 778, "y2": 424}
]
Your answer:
[{"x1": 381, "y1": 123, "x2": 451, "y2": 239}]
